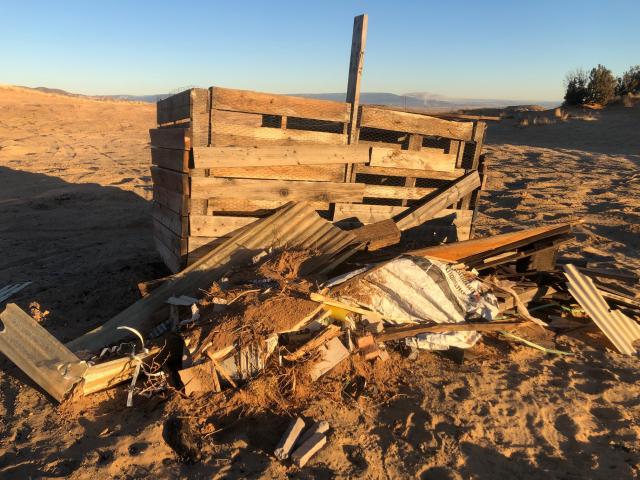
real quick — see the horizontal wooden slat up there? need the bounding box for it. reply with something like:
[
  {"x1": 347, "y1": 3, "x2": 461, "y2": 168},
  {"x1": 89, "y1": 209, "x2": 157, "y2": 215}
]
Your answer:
[
  {"x1": 189, "y1": 215, "x2": 258, "y2": 237},
  {"x1": 363, "y1": 184, "x2": 435, "y2": 200},
  {"x1": 149, "y1": 128, "x2": 191, "y2": 150},
  {"x1": 211, "y1": 123, "x2": 347, "y2": 146},
  {"x1": 191, "y1": 177, "x2": 365, "y2": 202},
  {"x1": 154, "y1": 218, "x2": 187, "y2": 256},
  {"x1": 209, "y1": 164, "x2": 345, "y2": 182},
  {"x1": 153, "y1": 185, "x2": 189, "y2": 215},
  {"x1": 151, "y1": 147, "x2": 190, "y2": 172},
  {"x1": 360, "y1": 106, "x2": 474, "y2": 141},
  {"x1": 211, "y1": 87, "x2": 350, "y2": 122},
  {"x1": 154, "y1": 235, "x2": 183, "y2": 273},
  {"x1": 192, "y1": 145, "x2": 370, "y2": 168},
  {"x1": 206, "y1": 198, "x2": 329, "y2": 216},
  {"x1": 187, "y1": 236, "x2": 227, "y2": 254},
  {"x1": 333, "y1": 204, "x2": 472, "y2": 225},
  {"x1": 355, "y1": 164, "x2": 466, "y2": 181},
  {"x1": 152, "y1": 201, "x2": 187, "y2": 237},
  {"x1": 369, "y1": 147, "x2": 455, "y2": 172},
  {"x1": 157, "y1": 90, "x2": 191, "y2": 125},
  {"x1": 150, "y1": 166, "x2": 189, "y2": 194}
]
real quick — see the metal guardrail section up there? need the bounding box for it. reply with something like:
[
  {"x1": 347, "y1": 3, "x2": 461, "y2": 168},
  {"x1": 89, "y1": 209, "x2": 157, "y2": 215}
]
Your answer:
[
  {"x1": 0, "y1": 303, "x2": 88, "y2": 401},
  {"x1": 563, "y1": 264, "x2": 640, "y2": 355},
  {"x1": 68, "y1": 202, "x2": 358, "y2": 354}
]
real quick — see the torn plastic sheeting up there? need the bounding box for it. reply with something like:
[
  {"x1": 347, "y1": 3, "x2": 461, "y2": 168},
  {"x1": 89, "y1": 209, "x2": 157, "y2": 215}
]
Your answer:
[{"x1": 338, "y1": 256, "x2": 500, "y2": 350}]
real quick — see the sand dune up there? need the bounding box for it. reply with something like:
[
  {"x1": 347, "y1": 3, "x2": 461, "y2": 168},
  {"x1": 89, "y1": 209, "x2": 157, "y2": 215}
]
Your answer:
[{"x1": 0, "y1": 86, "x2": 638, "y2": 478}]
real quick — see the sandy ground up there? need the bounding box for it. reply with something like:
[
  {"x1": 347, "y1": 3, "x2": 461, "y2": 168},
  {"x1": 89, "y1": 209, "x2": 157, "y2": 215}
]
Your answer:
[{"x1": 0, "y1": 86, "x2": 639, "y2": 479}]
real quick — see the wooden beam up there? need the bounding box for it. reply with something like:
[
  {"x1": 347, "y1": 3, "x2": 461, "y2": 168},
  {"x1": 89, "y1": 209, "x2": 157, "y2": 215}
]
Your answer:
[
  {"x1": 360, "y1": 106, "x2": 474, "y2": 141},
  {"x1": 211, "y1": 122, "x2": 347, "y2": 146},
  {"x1": 363, "y1": 184, "x2": 435, "y2": 200},
  {"x1": 192, "y1": 145, "x2": 370, "y2": 168},
  {"x1": 189, "y1": 215, "x2": 258, "y2": 237},
  {"x1": 355, "y1": 164, "x2": 466, "y2": 181},
  {"x1": 206, "y1": 198, "x2": 329, "y2": 216},
  {"x1": 208, "y1": 164, "x2": 346, "y2": 182},
  {"x1": 149, "y1": 128, "x2": 190, "y2": 150},
  {"x1": 395, "y1": 171, "x2": 481, "y2": 231},
  {"x1": 369, "y1": 146, "x2": 456, "y2": 172},
  {"x1": 157, "y1": 90, "x2": 191, "y2": 125},
  {"x1": 375, "y1": 321, "x2": 522, "y2": 343},
  {"x1": 150, "y1": 166, "x2": 189, "y2": 194},
  {"x1": 151, "y1": 147, "x2": 190, "y2": 173},
  {"x1": 191, "y1": 177, "x2": 365, "y2": 203},
  {"x1": 211, "y1": 87, "x2": 350, "y2": 123}
]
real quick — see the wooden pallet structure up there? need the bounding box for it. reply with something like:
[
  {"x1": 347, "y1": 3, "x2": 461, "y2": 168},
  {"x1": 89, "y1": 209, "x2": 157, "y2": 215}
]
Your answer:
[{"x1": 149, "y1": 15, "x2": 488, "y2": 272}]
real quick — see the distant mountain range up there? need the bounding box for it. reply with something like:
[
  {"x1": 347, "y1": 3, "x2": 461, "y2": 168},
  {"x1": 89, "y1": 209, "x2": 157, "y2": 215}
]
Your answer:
[{"x1": 25, "y1": 86, "x2": 560, "y2": 111}]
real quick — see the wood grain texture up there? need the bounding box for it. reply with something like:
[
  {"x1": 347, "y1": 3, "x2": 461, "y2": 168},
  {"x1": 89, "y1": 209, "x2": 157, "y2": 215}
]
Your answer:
[
  {"x1": 157, "y1": 90, "x2": 191, "y2": 125},
  {"x1": 363, "y1": 184, "x2": 435, "y2": 200},
  {"x1": 151, "y1": 147, "x2": 190, "y2": 172},
  {"x1": 191, "y1": 177, "x2": 365, "y2": 202},
  {"x1": 153, "y1": 185, "x2": 189, "y2": 215},
  {"x1": 210, "y1": 123, "x2": 347, "y2": 146},
  {"x1": 189, "y1": 215, "x2": 258, "y2": 237},
  {"x1": 150, "y1": 166, "x2": 189, "y2": 194},
  {"x1": 211, "y1": 87, "x2": 350, "y2": 122},
  {"x1": 360, "y1": 106, "x2": 474, "y2": 141},
  {"x1": 355, "y1": 164, "x2": 466, "y2": 181},
  {"x1": 152, "y1": 201, "x2": 187, "y2": 237},
  {"x1": 149, "y1": 128, "x2": 190, "y2": 150},
  {"x1": 206, "y1": 198, "x2": 329, "y2": 216},
  {"x1": 209, "y1": 164, "x2": 346, "y2": 182},
  {"x1": 370, "y1": 146, "x2": 455, "y2": 172},
  {"x1": 192, "y1": 145, "x2": 369, "y2": 168}
]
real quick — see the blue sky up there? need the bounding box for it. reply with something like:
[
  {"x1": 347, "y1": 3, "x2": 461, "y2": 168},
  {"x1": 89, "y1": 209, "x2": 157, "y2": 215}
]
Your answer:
[{"x1": 2, "y1": 0, "x2": 638, "y2": 101}]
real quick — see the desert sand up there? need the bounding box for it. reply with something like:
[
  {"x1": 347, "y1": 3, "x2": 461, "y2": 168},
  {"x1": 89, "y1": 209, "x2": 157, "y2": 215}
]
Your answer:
[{"x1": 0, "y1": 85, "x2": 638, "y2": 479}]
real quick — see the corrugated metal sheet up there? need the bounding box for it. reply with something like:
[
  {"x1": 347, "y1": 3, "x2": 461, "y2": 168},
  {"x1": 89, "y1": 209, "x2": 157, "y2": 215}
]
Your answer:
[
  {"x1": 68, "y1": 202, "x2": 357, "y2": 354},
  {"x1": 0, "y1": 303, "x2": 87, "y2": 401},
  {"x1": 0, "y1": 282, "x2": 31, "y2": 304},
  {"x1": 564, "y1": 264, "x2": 640, "y2": 355}
]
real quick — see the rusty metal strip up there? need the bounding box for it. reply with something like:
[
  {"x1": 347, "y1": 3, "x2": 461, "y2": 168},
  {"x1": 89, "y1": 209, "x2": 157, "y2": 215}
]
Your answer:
[
  {"x1": 563, "y1": 264, "x2": 640, "y2": 355},
  {"x1": 0, "y1": 304, "x2": 87, "y2": 401}
]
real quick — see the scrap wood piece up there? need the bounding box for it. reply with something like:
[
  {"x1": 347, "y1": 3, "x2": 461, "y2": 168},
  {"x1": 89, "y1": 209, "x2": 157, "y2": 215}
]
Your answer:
[
  {"x1": 0, "y1": 282, "x2": 31, "y2": 304},
  {"x1": 81, "y1": 346, "x2": 162, "y2": 395},
  {"x1": 395, "y1": 171, "x2": 480, "y2": 231},
  {"x1": 275, "y1": 417, "x2": 306, "y2": 460},
  {"x1": 309, "y1": 292, "x2": 410, "y2": 324},
  {"x1": 350, "y1": 219, "x2": 401, "y2": 251},
  {"x1": 563, "y1": 264, "x2": 640, "y2": 355},
  {"x1": 296, "y1": 420, "x2": 330, "y2": 448},
  {"x1": 499, "y1": 331, "x2": 573, "y2": 355},
  {"x1": 205, "y1": 350, "x2": 237, "y2": 388},
  {"x1": 178, "y1": 360, "x2": 221, "y2": 396},
  {"x1": 578, "y1": 266, "x2": 639, "y2": 283},
  {"x1": 284, "y1": 325, "x2": 341, "y2": 361},
  {"x1": 67, "y1": 202, "x2": 358, "y2": 355},
  {"x1": 375, "y1": 321, "x2": 521, "y2": 343},
  {"x1": 309, "y1": 337, "x2": 350, "y2": 381},
  {"x1": 356, "y1": 334, "x2": 383, "y2": 360},
  {"x1": 0, "y1": 303, "x2": 88, "y2": 402},
  {"x1": 409, "y1": 223, "x2": 575, "y2": 264},
  {"x1": 485, "y1": 278, "x2": 547, "y2": 327},
  {"x1": 291, "y1": 432, "x2": 327, "y2": 468}
]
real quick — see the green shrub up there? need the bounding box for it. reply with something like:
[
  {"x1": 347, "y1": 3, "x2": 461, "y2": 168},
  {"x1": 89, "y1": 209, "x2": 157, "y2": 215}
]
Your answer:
[
  {"x1": 586, "y1": 64, "x2": 617, "y2": 105},
  {"x1": 616, "y1": 65, "x2": 640, "y2": 95},
  {"x1": 564, "y1": 68, "x2": 588, "y2": 105}
]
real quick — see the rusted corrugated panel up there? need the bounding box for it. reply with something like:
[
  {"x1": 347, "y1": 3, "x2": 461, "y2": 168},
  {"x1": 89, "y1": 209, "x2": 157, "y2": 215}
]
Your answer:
[
  {"x1": 563, "y1": 264, "x2": 640, "y2": 355},
  {"x1": 68, "y1": 202, "x2": 357, "y2": 354},
  {"x1": 0, "y1": 304, "x2": 87, "y2": 401}
]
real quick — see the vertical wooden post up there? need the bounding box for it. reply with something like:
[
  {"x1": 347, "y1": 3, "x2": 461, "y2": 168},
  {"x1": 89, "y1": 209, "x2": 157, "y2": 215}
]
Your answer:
[{"x1": 345, "y1": 14, "x2": 368, "y2": 182}]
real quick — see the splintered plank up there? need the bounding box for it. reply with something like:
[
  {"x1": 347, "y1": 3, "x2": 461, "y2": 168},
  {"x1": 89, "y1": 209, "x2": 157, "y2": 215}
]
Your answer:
[
  {"x1": 192, "y1": 145, "x2": 370, "y2": 168},
  {"x1": 210, "y1": 123, "x2": 347, "y2": 146},
  {"x1": 211, "y1": 87, "x2": 351, "y2": 122},
  {"x1": 369, "y1": 147, "x2": 456, "y2": 172},
  {"x1": 209, "y1": 164, "x2": 346, "y2": 182},
  {"x1": 191, "y1": 177, "x2": 365, "y2": 202},
  {"x1": 360, "y1": 106, "x2": 474, "y2": 141},
  {"x1": 189, "y1": 215, "x2": 258, "y2": 237},
  {"x1": 151, "y1": 147, "x2": 190, "y2": 172},
  {"x1": 363, "y1": 184, "x2": 435, "y2": 200},
  {"x1": 150, "y1": 166, "x2": 189, "y2": 194},
  {"x1": 149, "y1": 128, "x2": 191, "y2": 150}
]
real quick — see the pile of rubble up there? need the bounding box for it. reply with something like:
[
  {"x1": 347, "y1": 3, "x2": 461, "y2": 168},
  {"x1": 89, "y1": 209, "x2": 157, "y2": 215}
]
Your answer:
[{"x1": 1, "y1": 201, "x2": 639, "y2": 468}]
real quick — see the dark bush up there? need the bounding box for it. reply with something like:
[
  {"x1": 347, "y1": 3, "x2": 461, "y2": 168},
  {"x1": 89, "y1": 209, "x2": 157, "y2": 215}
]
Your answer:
[
  {"x1": 586, "y1": 64, "x2": 617, "y2": 105},
  {"x1": 616, "y1": 65, "x2": 640, "y2": 96},
  {"x1": 564, "y1": 68, "x2": 588, "y2": 105}
]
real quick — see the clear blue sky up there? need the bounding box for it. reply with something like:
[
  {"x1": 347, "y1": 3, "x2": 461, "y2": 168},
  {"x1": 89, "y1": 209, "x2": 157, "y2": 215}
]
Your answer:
[{"x1": 2, "y1": 0, "x2": 638, "y2": 101}]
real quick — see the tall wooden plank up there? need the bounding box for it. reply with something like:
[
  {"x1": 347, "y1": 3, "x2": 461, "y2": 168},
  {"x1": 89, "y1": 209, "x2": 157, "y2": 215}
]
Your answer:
[
  {"x1": 191, "y1": 88, "x2": 211, "y2": 147},
  {"x1": 345, "y1": 14, "x2": 368, "y2": 182}
]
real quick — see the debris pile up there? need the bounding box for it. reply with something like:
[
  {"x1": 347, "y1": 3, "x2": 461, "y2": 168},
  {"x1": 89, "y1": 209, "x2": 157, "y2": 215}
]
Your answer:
[{"x1": 1, "y1": 199, "x2": 639, "y2": 469}]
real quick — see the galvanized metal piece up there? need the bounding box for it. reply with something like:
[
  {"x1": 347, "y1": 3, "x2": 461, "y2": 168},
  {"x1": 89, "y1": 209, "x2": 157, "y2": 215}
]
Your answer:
[
  {"x1": 0, "y1": 303, "x2": 87, "y2": 401},
  {"x1": 564, "y1": 264, "x2": 640, "y2": 355},
  {"x1": 0, "y1": 282, "x2": 32, "y2": 304}
]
